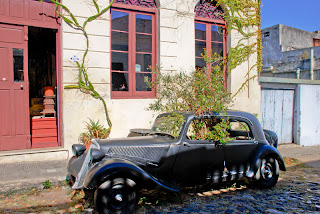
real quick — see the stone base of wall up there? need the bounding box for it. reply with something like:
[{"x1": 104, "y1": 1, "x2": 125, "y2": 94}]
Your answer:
[{"x1": 0, "y1": 148, "x2": 69, "y2": 164}]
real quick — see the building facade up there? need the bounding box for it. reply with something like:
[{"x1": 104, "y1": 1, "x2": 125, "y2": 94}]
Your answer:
[
  {"x1": 0, "y1": 0, "x2": 260, "y2": 163},
  {"x1": 260, "y1": 24, "x2": 320, "y2": 146}
]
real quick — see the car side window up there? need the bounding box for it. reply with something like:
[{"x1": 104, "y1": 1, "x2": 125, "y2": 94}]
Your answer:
[
  {"x1": 186, "y1": 118, "x2": 221, "y2": 141},
  {"x1": 228, "y1": 120, "x2": 253, "y2": 141}
]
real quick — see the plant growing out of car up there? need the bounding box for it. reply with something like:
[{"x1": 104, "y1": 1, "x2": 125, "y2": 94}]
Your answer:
[{"x1": 147, "y1": 51, "x2": 232, "y2": 143}]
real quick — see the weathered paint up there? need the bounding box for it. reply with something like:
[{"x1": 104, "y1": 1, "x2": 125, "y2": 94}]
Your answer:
[
  {"x1": 296, "y1": 85, "x2": 320, "y2": 146},
  {"x1": 261, "y1": 89, "x2": 294, "y2": 144},
  {"x1": 0, "y1": 24, "x2": 31, "y2": 151}
]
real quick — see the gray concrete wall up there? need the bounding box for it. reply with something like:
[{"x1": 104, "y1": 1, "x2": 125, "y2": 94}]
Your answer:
[
  {"x1": 262, "y1": 25, "x2": 282, "y2": 67},
  {"x1": 282, "y1": 46, "x2": 320, "y2": 62},
  {"x1": 280, "y1": 25, "x2": 320, "y2": 51},
  {"x1": 260, "y1": 57, "x2": 320, "y2": 80},
  {"x1": 262, "y1": 24, "x2": 320, "y2": 67}
]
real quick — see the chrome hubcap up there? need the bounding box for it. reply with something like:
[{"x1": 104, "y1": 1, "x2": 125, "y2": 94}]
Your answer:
[
  {"x1": 115, "y1": 194, "x2": 123, "y2": 202},
  {"x1": 262, "y1": 163, "x2": 273, "y2": 180}
]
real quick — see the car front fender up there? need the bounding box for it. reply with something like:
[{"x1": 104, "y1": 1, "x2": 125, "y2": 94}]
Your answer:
[
  {"x1": 84, "y1": 158, "x2": 179, "y2": 192},
  {"x1": 247, "y1": 144, "x2": 286, "y2": 178}
]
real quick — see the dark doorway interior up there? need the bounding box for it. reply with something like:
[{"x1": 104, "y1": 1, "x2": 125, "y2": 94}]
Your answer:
[{"x1": 28, "y1": 26, "x2": 59, "y2": 148}]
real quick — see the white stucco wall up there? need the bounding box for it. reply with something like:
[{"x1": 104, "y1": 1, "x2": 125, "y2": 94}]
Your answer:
[
  {"x1": 61, "y1": 0, "x2": 261, "y2": 154},
  {"x1": 297, "y1": 85, "x2": 320, "y2": 146}
]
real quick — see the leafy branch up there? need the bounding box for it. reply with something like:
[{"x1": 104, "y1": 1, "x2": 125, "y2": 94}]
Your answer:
[
  {"x1": 39, "y1": 0, "x2": 113, "y2": 132},
  {"x1": 216, "y1": 0, "x2": 262, "y2": 97}
]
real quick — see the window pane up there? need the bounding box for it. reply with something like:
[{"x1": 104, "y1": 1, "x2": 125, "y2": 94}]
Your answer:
[
  {"x1": 229, "y1": 121, "x2": 253, "y2": 140},
  {"x1": 195, "y1": 23, "x2": 206, "y2": 40},
  {"x1": 111, "y1": 10, "x2": 128, "y2": 31},
  {"x1": 13, "y1": 48, "x2": 23, "y2": 82},
  {"x1": 112, "y1": 72, "x2": 129, "y2": 91},
  {"x1": 111, "y1": 31, "x2": 128, "y2": 51},
  {"x1": 212, "y1": 42, "x2": 223, "y2": 57},
  {"x1": 195, "y1": 41, "x2": 206, "y2": 57},
  {"x1": 196, "y1": 58, "x2": 206, "y2": 70},
  {"x1": 136, "y1": 34, "x2": 152, "y2": 53},
  {"x1": 112, "y1": 52, "x2": 128, "y2": 71},
  {"x1": 136, "y1": 73, "x2": 151, "y2": 91},
  {"x1": 136, "y1": 53, "x2": 152, "y2": 72},
  {"x1": 136, "y1": 14, "x2": 152, "y2": 34},
  {"x1": 211, "y1": 25, "x2": 223, "y2": 42}
]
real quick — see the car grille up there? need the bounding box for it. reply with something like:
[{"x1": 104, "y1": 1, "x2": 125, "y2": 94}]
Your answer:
[{"x1": 108, "y1": 146, "x2": 165, "y2": 163}]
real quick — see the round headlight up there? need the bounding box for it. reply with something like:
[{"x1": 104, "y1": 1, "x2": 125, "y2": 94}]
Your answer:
[
  {"x1": 91, "y1": 148, "x2": 105, "y2": 163},
  {"x1": 72, "y1": 144, "x2": 86, "y2": 157}
]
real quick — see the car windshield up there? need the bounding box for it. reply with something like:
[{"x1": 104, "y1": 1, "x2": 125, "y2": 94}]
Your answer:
[{"x1": 151, "y1": 114, "x2": 185, "y2": 138}]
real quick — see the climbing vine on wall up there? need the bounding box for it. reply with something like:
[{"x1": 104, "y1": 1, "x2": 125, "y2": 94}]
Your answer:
[
  {"x1": 216, "y1": 0, "x2": 262, "y2": 96},
  {"x1": 39, "y1": 0, "x2": 113, "y2": 133}
]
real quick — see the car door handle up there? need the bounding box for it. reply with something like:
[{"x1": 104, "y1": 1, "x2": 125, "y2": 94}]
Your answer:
[{"x1": 183, "y1": 142, "x2": 190, "y2": 147}]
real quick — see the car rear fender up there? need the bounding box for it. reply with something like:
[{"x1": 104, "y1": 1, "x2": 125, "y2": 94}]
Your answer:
[
  {"x1": 84, "y1": 158, "x2": 179, "y2": 192},
  {"x1": 247, "y1": 145, "x2": 286, "y2": 178}
]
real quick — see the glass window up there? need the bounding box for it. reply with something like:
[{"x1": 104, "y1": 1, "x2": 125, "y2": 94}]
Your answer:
[
  {"x1": 111, "y1": 52, "x2": 128, "y2": 71},
  {"x1": 136, "y1": 73, "x2": 151, "y2": 91},
  {"x1": 194, "y1": 22, "x2": 225, "y2": 70},
  {"x1": 111, "y1": 8, "x2": 155, "y2": 98},
  {"x1": 111, "y1": 31, "x2": 128, "y2": 51},
  {"x1": 13, "y1": 48, "x2": 24, "y2": 82},
  {"x1": 211, "y1": 25, "x2": 223, "y2": 42},
  {"x1": 136, "y1": 53, "x2": 152, "y2": 72},
  {"x1": 195, "y1": 23, "x2": 206, "y2": 40},
  {"x1": 136, "y1": 14, "x2": 152, "y2": 34},
  {"x1": 228, "y1": 121, "x2": 253, "y2": 141},
  {"x1": 136, "y1": 34, "x2": 152, "y2": 53},
  {"x1": 112, "y1": 72, "x2": 129, "y2": 91},
  {"x1": 111, "y1": 11, "x2": 129, "y2": 31}
]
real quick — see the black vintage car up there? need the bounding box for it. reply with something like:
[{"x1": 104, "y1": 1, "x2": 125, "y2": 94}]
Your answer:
[{"x1": 67, "y1": 111, "x2": 286, "y2": 213}]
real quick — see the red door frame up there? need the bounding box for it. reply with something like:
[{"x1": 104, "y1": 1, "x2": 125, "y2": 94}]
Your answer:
[{"x1": 0, "y1": 0, "x2": 63, "y2": 150}]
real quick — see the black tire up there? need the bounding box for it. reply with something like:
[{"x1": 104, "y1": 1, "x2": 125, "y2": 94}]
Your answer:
[
  {"x1": 255, "y1": 157, "x2": 279, "y2": 189},
  {"x1": 94, "y1": 177, "x2": 138, "y2": 214}
]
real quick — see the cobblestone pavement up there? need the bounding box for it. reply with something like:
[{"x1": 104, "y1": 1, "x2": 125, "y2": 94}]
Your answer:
[
  {"x1": 0, "y1": 160, "x2": 319, "y2": 213},
  {"x1": 136, "y1": 164, "x2": 320, "y2": 214}
]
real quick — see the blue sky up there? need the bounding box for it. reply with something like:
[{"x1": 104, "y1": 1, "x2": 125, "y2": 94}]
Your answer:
[{"x1": 261, "y1": 0, "x2": 320, "y2": 32}]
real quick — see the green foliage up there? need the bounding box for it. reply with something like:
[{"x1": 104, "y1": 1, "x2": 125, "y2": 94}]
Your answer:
[
  {"x1": 149, "y1": 52, "x2": 231, "y2": 114},
  {"x1": 188, "y1": 118, "x2": 232, "y2": 143},
  {"x1": 216, "y1": 0, "x2": 262, "y2": 96},
  {"x1": 79, "y1": 119, "x2": 110, "y2": 146},
  {"x1": 43, "y1": 180, "x2": 52, "y2": 189},
  {"x1": 148, "y1": 52, "x2": 232, "y2": 143}
]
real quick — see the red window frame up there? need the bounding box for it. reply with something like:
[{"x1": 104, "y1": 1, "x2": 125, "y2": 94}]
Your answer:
[
  {"x1": 195, "y1": 17, "x2": 228, "y2": 86},
  {"x1": 110, "y1": 4, "x2": 157, "y2": 99}
]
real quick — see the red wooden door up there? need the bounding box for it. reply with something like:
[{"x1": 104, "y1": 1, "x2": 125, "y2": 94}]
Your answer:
[{"x1": 0, "y1": 24, "x2": 31, "y2": 151}]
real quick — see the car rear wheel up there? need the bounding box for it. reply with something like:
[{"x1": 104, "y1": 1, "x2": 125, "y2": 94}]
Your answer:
[
  {"x1": 255, "y1": 157, "x2": 279, "y2": 189},
  {"x1": 94, "y1": 177, "x2": 138, "y2": 214}
]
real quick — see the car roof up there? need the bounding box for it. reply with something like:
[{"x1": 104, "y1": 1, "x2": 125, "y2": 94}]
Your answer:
[{"x1": 158, "y1": 110, "x2": 266, "y2": 141}]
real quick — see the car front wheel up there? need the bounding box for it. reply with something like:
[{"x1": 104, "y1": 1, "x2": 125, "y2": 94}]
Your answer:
[
  {"x1": 94, "y1": 177, "x2": 138, "y2": 214},
  {"x1": 255, "y1": 157, "x2": 279, "y2": 189}
]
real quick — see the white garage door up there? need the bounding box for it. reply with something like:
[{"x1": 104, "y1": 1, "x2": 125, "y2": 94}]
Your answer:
[{"x1": 261, "y1": 89, "x2": 294, "y2": 144}]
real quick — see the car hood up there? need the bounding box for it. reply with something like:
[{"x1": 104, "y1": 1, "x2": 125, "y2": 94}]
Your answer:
[{"x1": 96, "y1": 135, "x2": 176, "y2": 164}]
